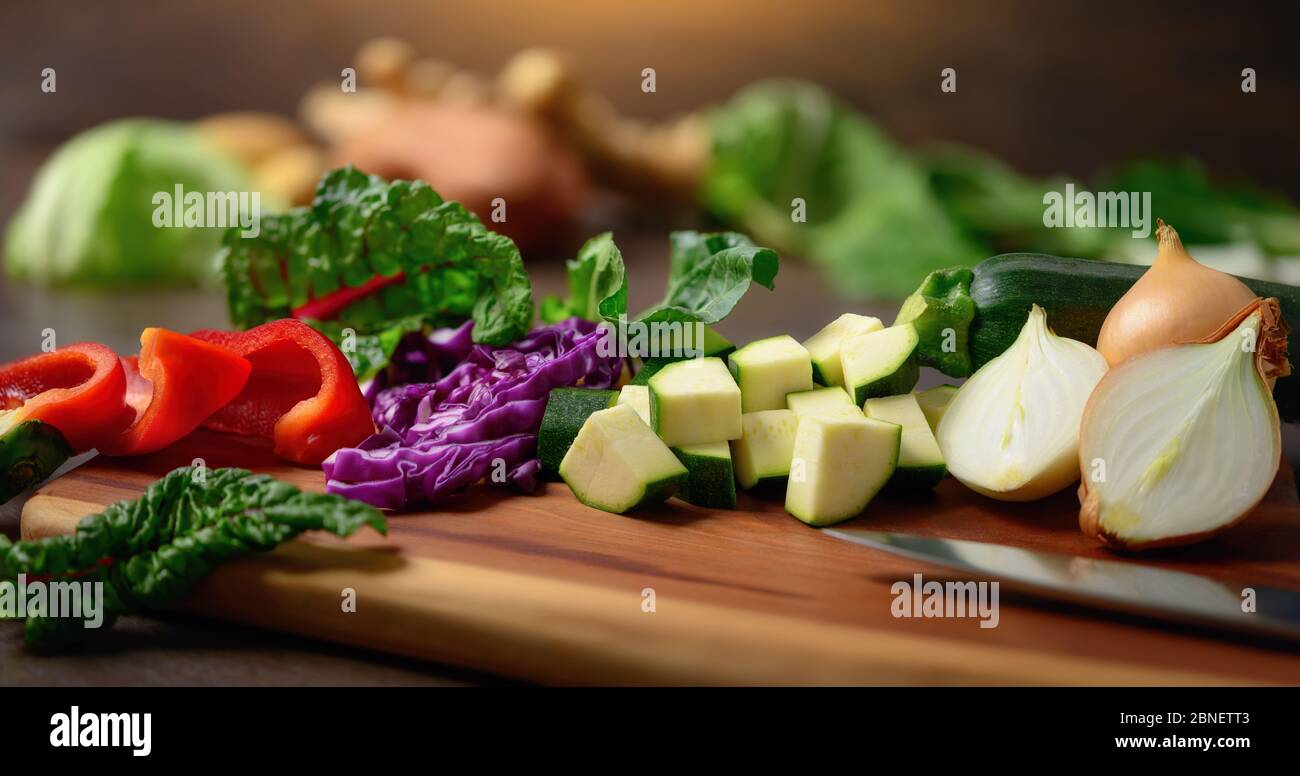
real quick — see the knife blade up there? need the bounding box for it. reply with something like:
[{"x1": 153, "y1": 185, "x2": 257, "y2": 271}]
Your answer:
[{"x1": 824, "y1": 528, "x2": 1300, "y2": 643}]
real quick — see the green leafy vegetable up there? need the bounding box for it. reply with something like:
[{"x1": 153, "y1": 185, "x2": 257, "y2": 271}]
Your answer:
[
  {"x1": 223, "y1": 166, "x2": 534, "y2": 350},
  {"x1": 0, "y1": 466, "x2": 385, "y2": 645},
  {"x1": 640, "y1": 232, "x2": 778, "y2": 325},
  {"x1": 543, "y1": 229, "x2": 778, "y2": 332},
  {"x1": 702, "y1": 82, "x2": 1300, "y2": 300},
  {"x1": 0, "y1": 421, "x2": 73, "y2": 505},
  {"x1": 917, "y1": 144, "x2": 1122, "y2": 260},
  {"x1": 539, "y1": 232, "x2": 627, "y2": 324},
  {"x1": 305, "y1": 315, "x2": 427, "y2": 382},
  {"x1": 702, "y1": 80, "x2": 982, "y2": 300},
  {"x1": 5, "y1": 119, "x2": 256, "y2": 288},
  {"x1": 1095, "y1": 158, "x2": 1300, "y2": 256}
]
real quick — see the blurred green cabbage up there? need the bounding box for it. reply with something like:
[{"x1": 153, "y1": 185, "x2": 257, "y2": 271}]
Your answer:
[{"x1": 4, "y1": 119, "x2": 256, "y2": 288}]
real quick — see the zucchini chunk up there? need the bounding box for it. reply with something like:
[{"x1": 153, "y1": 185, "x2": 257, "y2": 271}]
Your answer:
[
  {"x1": 727, "y1": 334, "x2": 813, "y2": 413},
  {"x1": 730, "y1": 409, "x2": 798, "y2": 491},
  {"x1": 802, "y1": 313, "x2": 883, "y2": 387},
  {"x1": 785, "y1": 414, "x2": 900, "y2": 527},
  {"x1": 915, "y1": 384, "x2": 959, "y2": 433},
  {"x1": 785, "y1": 386, "x2": 858, "y2": 420},
  {"x1": 617, "y1": 384, "x2": 651, "y2": 425},
  {"x1": 559, "y1": 404, "x2": 688, "y2": 514},
  {"x1": 839, "y1": 323, "x2": 920, "y2": 405},
  {"x1": 648, "y1": 357, "x2": 742, "y2": 447},
  {"x1": 672, "y1": 442, "x2": 738, "y2": 509},
  {"x1": 864, "y1": 393, "x2": 946, "y2": 489},
  {"x1": 537, "y1": 388, "x2": 619, "y2": 481}
]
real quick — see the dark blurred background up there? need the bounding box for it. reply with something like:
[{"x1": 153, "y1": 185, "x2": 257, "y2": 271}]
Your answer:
[{"x1": 3, "y1": 0, "x2": 1297, "y2": 196}]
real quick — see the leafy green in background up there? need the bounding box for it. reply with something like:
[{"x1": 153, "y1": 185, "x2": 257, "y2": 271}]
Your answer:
[
  {"x1": 1096, "y1": 158, "x2": 1300, "y2": 256},
  {"x1": 223, "y1": 167, "x2": 535, "y2": 368},
  {"x1": 703, "y1": 81, "x2": 1300, "y2": 299},
  {"x1": 702, "y1": 80, "x2": 982, "y2": 300},
  {"x1": 0, "y1": 466, "x2": 386, "y2": 646}
]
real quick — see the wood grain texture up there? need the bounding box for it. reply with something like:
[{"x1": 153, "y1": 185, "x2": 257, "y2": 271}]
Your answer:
[{"x1": 21, "y1": 429, "x2": 1300, "y2": 685}]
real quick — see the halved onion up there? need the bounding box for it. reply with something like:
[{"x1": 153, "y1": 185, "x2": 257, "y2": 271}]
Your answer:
[
  {"x1": 938, "y1": 304, "x2": 1108, "y2": 501},
  {"x1": 1079, "y1": 298, "x2": 1290, "y2": 550}
]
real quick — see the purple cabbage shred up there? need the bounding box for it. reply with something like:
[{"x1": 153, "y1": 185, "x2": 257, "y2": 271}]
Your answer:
[{"x1": 325, "y1": 318, "x2": 619, "y2": 510}]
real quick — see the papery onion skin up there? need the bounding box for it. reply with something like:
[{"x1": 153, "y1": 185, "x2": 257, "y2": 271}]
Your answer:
[
  {"x1": 1080, "y1": 297, "x2": 1289, "y2": 551},
  {"x1": 1095, "y1": 220, "x2": 1257, "y2": 368}
]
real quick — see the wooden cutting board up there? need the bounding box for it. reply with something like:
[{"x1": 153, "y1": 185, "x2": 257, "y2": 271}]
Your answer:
[{"x1": 18, "y1": 429, "x2": 1300, "y2": 685}]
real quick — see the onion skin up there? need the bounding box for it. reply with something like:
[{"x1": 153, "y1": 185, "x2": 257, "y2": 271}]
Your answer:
[
  {"x1": 1095, "y1": 220, "x2": 1257, "y2": 367},
  {"x1": 1079, "y1": 297, "x2": 1289, "y2": 551}
]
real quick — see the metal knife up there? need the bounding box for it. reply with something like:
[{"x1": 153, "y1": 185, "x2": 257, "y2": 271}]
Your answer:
[{"x1": 824, "y1": 528, "x2": 1300, "y2": 644}]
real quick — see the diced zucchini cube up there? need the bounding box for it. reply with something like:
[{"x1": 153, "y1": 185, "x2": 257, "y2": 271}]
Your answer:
[
  {"x1": 559, "y1": 404, "x2": 688, "y2": 514},
  {"x1": 864, "y1": 393, "x2": 946, "y2": 489},
  {"x1": 785, "y1": 414, "x2": 900, "y2": 526},
  {"x1": 728, "y1": 335, "x2": 813, "y2": 413},
  {"x1": 803, "y1": 313, "x2": 883, "y2": 387},
  {"x1": 618, "y1": 384, "x2": 651, "y2": 425},
  {"x1": 840, "y1": 323, "x2": 920, "y2": 406},
  {"x1": 648, "y1": 357, "x2": 742, "y2": 447},
  {"x1": 730, "y1": 409, "x2": 799, "y2": 490}
]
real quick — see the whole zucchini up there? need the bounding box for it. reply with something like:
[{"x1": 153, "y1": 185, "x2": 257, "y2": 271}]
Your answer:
[{"x1": 896, "y1": 253, "x2": 1300, "y2": 421}]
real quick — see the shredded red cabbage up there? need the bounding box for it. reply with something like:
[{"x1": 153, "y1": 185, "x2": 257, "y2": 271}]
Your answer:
[{"x1": 324, "y1": 318, "x2": 619, "y2": 510}]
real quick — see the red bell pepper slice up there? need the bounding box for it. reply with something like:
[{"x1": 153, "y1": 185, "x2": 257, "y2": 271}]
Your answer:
[
  {"x1": 100, "y1": 328, "x2": 252, "y2": 456},
  {"x1": 0, "y1": 343, "x2": 131, "y2": 452},
  {"x1": 190, "y1": 319, "x2": 374, "y2": 465}
]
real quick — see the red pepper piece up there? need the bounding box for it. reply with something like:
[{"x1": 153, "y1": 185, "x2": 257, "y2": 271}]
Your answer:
[
  {"x1": 100, "y1": 328, "x2": 252, "y2": 456},
  {"x1": 190, "y1": 320, "x2": 374, "y2": 465},
  {"x1": 0, "y1": 343, "x2": 131, "y2": 452}
]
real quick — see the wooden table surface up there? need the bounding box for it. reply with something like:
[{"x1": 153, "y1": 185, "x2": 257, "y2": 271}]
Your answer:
[{"x1": 20, "y1": 429, "x2": 1300, "y2": 685}]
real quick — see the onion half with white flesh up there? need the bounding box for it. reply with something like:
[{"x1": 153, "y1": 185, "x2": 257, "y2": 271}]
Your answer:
[
  {"x1": 938, "y1": 304, "x2": 1108, "y2": 501},
  {"x1": 1079, "y1": 298, "x2": 1290, "y2": 551}
]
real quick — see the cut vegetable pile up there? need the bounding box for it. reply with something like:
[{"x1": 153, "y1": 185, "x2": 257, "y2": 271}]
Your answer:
[
  {"x1": 538, "y1": 310, "x2": 944, "y2": 526},
  {"x1": 540, "y1": 220, "x2": 1294, "y2": 551},
  {"x1": 5, "y1": 148, "x2": 1291, "y2": 658}
]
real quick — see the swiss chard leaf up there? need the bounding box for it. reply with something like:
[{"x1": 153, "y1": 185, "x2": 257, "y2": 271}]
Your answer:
[
  {"x1": 0, "y1": 466, "x2": 386, "y2": 645},
  {"x1": 222, "y1": 167, "x2": 534, "y2": 350}
]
